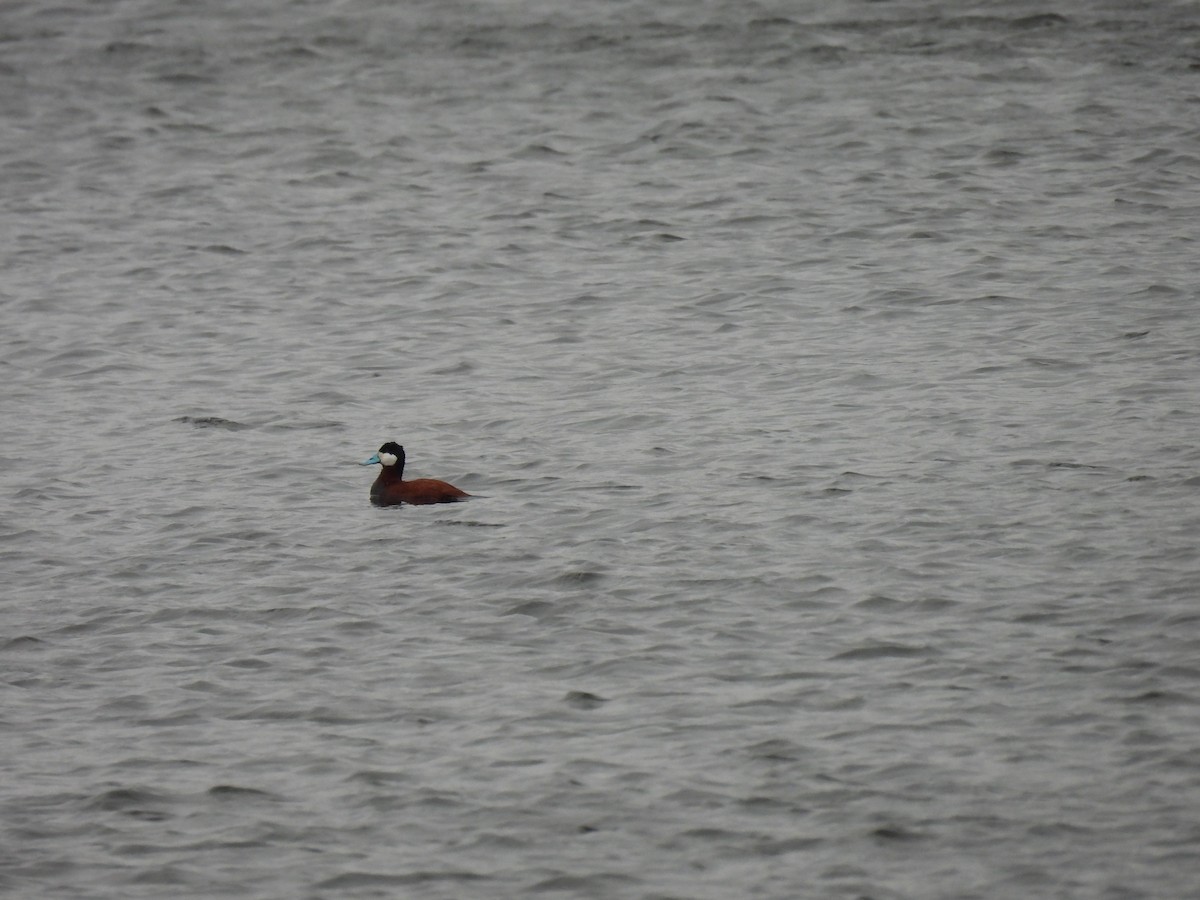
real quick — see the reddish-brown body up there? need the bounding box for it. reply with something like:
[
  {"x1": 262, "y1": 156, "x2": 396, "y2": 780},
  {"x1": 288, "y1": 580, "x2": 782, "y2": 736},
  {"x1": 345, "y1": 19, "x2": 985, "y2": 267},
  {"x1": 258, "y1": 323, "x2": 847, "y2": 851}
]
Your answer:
[
  {"x1": 363, "y1": 441, "x2": 469, "y2": 506},
  {"x1": 370, "y1": 470, "x2": 469, "y2": 506}
]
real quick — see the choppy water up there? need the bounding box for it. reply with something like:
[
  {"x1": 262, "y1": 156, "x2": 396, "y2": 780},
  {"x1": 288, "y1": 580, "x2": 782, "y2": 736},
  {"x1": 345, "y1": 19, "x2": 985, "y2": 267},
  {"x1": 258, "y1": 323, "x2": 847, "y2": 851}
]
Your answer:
[{"x1": 3, "y1": 1, "x2": 1200, "y2": 897}]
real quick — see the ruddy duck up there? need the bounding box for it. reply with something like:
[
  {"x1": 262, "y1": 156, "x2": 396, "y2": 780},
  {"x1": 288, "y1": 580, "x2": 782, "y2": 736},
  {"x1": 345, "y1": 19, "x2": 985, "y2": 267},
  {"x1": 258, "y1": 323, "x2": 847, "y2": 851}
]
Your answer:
[{"x1": 360, "y1": 442, "x2": 469, "y2": 506}]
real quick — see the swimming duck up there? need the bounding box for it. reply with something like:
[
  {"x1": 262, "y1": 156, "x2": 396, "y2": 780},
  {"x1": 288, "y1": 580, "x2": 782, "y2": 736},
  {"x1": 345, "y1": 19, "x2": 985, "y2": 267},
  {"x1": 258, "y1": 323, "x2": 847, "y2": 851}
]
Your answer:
[{"x1": 360, "y1": 441, "x2": 469, "y2": 506}]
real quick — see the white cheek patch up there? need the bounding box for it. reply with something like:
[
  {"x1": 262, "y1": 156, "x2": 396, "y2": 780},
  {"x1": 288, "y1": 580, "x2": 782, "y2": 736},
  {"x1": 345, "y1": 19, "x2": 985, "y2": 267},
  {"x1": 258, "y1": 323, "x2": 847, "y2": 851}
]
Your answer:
[{"x1": 378, "y1": 452, "x2": 398, "y2": 466}]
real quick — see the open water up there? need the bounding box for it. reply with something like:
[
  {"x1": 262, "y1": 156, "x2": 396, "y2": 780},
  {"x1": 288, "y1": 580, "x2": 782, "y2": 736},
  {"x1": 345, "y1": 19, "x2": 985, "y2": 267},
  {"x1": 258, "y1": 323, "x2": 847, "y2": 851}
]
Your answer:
[{"x1": 3, "y1": 1, "x2": 1200, "y2": 897}]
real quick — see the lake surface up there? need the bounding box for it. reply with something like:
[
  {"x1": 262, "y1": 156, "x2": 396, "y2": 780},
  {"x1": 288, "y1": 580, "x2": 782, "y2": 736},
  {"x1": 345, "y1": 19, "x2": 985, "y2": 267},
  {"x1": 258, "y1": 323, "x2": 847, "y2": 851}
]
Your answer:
[{"x1": 3, "y1": 1, "x2": 1200, "y2": 897}]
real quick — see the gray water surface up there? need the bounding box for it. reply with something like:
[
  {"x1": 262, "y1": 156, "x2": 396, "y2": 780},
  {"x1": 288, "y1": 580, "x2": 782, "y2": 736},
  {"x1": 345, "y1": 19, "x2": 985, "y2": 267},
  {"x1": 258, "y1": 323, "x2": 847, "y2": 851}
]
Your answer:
[{"x1": 3, "y1": 1, "x2": 1200, "y2": 898}]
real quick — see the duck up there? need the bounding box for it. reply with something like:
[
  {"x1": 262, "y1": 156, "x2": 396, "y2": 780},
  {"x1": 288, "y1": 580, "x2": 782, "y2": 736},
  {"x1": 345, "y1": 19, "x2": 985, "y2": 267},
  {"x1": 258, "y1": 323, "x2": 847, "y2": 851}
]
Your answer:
[{"x1": 360, "y1": 441, "x2": 470, "y2": 506}]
